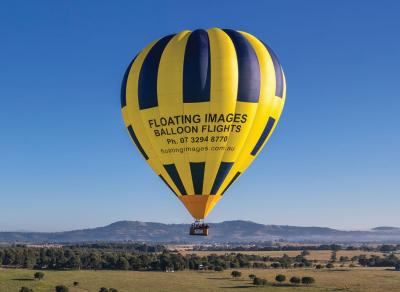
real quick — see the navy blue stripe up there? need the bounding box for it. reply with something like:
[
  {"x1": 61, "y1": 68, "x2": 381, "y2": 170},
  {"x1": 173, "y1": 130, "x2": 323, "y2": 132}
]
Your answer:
[
  {"x1": 210, "y1": 162, "x2": 234, "y2": 195},
  {"x1": 164, "y1": 164, "x2": 187, "y2": 195},
  {"x1": 190, "y1": 162, "x2": 205, "y2": 195},
  {"x1": 138, "y1": 34, "x2": 175, "y2": 109},
  {"x1": 262, "y1": 42, "x2": 284, "y2": 98},
  {"x1": 159, "y1": 175, "x2": 178, "y2": 197},
  {"x1": 121, "y1": 55, "x2": 137, "y2": 108},
  {"x1": 127, "y1": 125, "x2": 149, "y2": 160},
  {"x1": 223, "y1": 29, "x2": 260, "y2": 103},
  {"x1": 183, "y1": 30, "x2": 211, "y2": 103},
  {"x1": 221, "y1": 172, "x2": 241, "y2": 196},
  {"x1": 251, "y1": 117, "x2": 276, "y2": 156}
]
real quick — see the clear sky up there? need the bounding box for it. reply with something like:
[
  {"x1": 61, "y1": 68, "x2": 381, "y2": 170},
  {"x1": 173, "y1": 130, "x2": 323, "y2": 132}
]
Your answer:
[{"x1": 1, "y1": 1, "x2": 399, "y2": 232}]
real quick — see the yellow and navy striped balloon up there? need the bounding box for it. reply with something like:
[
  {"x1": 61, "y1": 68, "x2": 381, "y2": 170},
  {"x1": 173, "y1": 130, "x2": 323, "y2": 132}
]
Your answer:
[{"x1": 121, "y1": 28, "x2": 286, "y2": 220}]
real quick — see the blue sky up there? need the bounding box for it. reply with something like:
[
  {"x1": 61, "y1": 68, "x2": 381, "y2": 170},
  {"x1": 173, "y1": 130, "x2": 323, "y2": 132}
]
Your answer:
[{"x1": 0, "y1": 1, "x2": 399, "y2": 231}]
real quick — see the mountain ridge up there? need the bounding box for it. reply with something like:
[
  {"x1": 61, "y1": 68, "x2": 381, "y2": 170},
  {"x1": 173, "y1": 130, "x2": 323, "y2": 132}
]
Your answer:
[{"x1": 1, "y1": 220, "x2": 399, "y2": 243}]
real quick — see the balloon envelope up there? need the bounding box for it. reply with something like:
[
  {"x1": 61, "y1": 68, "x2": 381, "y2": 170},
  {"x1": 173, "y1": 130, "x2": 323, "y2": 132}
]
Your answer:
[{"x1": 121, "y1": 28, "x2": 286, "y2": 220}]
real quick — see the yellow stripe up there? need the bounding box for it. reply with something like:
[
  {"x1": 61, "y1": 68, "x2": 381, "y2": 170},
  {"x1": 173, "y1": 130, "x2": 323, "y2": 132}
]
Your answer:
[
  {"x1": 216, "y1": 31, "x2": 285, "y2": 195},
  {"x1": 156, "y1": 31, "x2": 194, "y2": 195},
  {"x1": 203, "y1": 28, "x2": 238, "y2": 195},
  {"x1": 239, "y1": 32, "x2": 285, "y2": 172}
]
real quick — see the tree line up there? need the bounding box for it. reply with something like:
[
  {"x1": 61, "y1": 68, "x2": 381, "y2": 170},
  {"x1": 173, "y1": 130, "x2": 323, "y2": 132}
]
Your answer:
[
  {"x1": 195, "y1": 243, "x2": 400, "y2": 252},
  {"x1": 0, "y1": 244, "x2": 313, "y2": 271},
  {"x1": 357, "y1": 254, "x2": 400, "y2": 267},
  {"x1": 1, "y1": 243, "x2": 399, "y2": 271}
]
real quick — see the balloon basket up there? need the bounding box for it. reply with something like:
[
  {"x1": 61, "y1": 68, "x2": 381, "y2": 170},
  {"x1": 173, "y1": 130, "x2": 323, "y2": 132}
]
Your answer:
[{"x1": 189, "y1": 220, "x2": 209, "y2": 236}]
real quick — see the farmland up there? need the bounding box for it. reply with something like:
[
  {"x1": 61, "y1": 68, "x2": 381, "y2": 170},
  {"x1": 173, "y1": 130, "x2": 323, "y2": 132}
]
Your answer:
[
  {"x1": 1, "y1": 244, "x2": 399, "y2": 291},
  {"x1": 179, "y1": 249, "x2": 387, "y2": 262},
  {"x1": 1, "y1": 267, "x2": 400, "y2": 292}
]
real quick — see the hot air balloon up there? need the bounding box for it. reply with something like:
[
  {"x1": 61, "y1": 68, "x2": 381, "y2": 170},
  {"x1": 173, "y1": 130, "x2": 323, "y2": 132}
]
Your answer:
[{"x1": 121, "y1": 28, "x2": 286, "y2": 235}]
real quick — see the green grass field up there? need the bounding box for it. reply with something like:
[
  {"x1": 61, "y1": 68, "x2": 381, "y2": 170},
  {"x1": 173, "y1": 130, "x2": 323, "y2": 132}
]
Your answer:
[{"x1": 1, "y1": 267, "x2": 400, "y2": 292}]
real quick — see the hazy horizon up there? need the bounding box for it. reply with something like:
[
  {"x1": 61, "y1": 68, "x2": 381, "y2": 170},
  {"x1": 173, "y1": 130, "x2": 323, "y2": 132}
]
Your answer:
[
  {"x1": 1, "y1": 219, "x2": 399, "y2": 234},
  {"x1": 1, "y1": 1, "x2": 399, "y2": 232}
]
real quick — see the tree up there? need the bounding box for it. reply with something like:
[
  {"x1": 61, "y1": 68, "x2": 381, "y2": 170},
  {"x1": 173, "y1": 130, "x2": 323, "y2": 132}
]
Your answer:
[
  {"x1": 253, "y1": 277, "x2": 267, "y2": 286},
  {"x1": 231, "y1": 270, "x2": 241, "y2": 278},
  {"x1": 99, "y1": 288, "x2": 109, "y2": 292},
  {"x1": 66, "y1": 255, "x2": 81, "y2": 269},
  {"x1": 290, "y1": 276, "x2": 301, "y2": 284},
  {"x1": 330, "y1": 251, "x2": 337, "y2": 262},
  {"x1": 24, "y1": 255, "x2": 36, "y2": 269},
  {"x1": 380, "y1": 245, "x2": 396, "y2": 253},
  {"x1": 279, "y1": 254, "x2": 292, "y2": 268},
  {"x1": 55, "y1": 285, "x2": 69, "y2": 292},
  {"x1": 315, "y1": 264, "x2": 323, "y2": 269},
  {"x1": 117, "y1": 257, "x2": 129, "y2": 270},
  {"x1": 395, "y1": 263, "x2": 400, "y2": 271},
  {"x1": 110, "y1": 289, "x2": 119, "y2": 292},
  {"x1": 73, "y1": 282, "x2": 79, "y2": 287},
  {"x1": 301, "y1": 277, "x2": 315, "y2": 285},
  {"x1": 19, "y1": 287, "x2": 33, "y2": 292},
  {"x1": 275, "y1": 274, "x2": 286, "y2": 283},
  {"x1": 88, "y1": 252, "x2": 101, "y2": 269},
  {"x1": 248, "y1": 274, "x2": 256, "y2": 280},
  {"x1": 34, "y1": 272, "x2": 45, "y2": 280},
  {"x1": 214, "y1": 266, "x2": 223, "y2": 271},
  {"x1": 330, "y1": 244, "x2": 342, "y2": 251}
]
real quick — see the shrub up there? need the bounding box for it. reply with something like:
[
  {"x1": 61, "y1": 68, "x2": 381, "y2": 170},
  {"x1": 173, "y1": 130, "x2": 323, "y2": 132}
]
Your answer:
[
  {"x1": 349, "y1": 263, "x2": 356, "y2": 267},
  {"x1": 34, "y1": 272, "x2": 45, "y2": 280},
  {"x1": 315, "y1": 264, "x2": 323, "y2": 269},
  {"x1": 248, "y1": 274, "x2": 256, "y2": 280},
  {"x1": 19, "y1": 287, "x2": 33, "y2": 292},
  {"x1": 73, "y1": 282, "x2": 79, "y2": 287},
  {"x1": 275, "y1": 274, "x2": 286, "y2": 283},
  {"x1": 290, "y1": 276, "x2": 301, "y2": 284},
  {"x1": 231, "y1": 270, "x2": 242, "y2": 278},
  {"x1": 253, "y1": 277, "x2": 267, "y2": 286},
  {"x1": 340, "y1": 256, "x2": 349, "y2": 262},
  {"x1": 99, "y1": 289, "x2": 117, "y2": 292},
  {"x1": 214, "y1": 266, "x2": 223, "y2": 272},
  {"x1": 301, "y1": 250, "x2": 310, "y2": 256},
  {"x1": 55, "y1": 285, "x2": 69, "y2": 292},
  {"x1": 271, "y1": 262, "x2": 281, "y2": 269},
  {"x1": 395, "y1": 263, "x2": 400, "y2": 271},
  {"x1": 326, "y1": 263, "x2": 334, "y2": 269},
  {"x1": 301, "y1": 276, "x2": 315, "y2": 285}
]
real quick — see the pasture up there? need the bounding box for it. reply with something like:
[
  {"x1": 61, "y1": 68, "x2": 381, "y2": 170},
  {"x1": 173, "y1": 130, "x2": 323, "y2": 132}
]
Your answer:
[
  {"x1": 1, "y1": 267, "x2": 399, "y2": 292},
  {"x1": 178, "y1": 250, "x2": 386, "y2": 262}
]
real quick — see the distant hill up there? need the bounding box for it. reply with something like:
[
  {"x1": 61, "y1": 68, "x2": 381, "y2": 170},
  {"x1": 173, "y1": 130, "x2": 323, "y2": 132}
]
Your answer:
[
  {"x1": 372, "y1": 226, "x2": 400, "y2": 231},
  {"x1": 1, "y1": 220, "x2": 400, "y2": 243}
]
